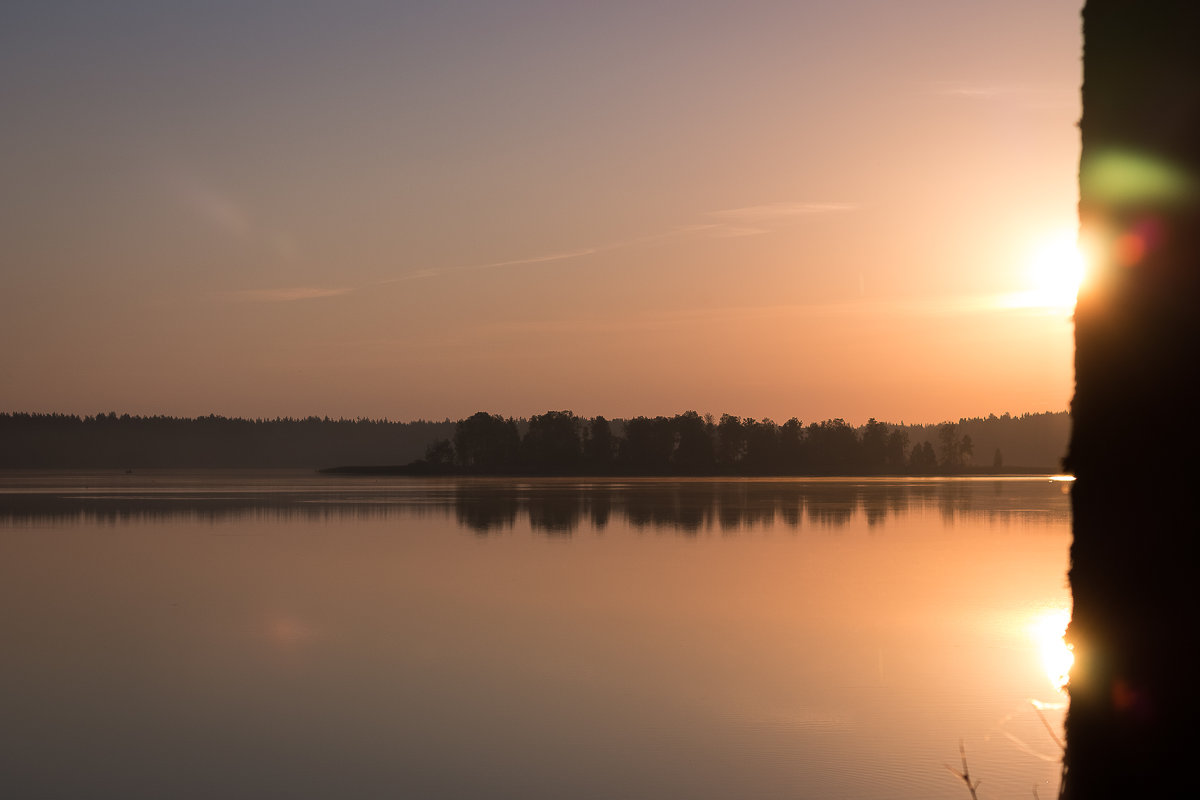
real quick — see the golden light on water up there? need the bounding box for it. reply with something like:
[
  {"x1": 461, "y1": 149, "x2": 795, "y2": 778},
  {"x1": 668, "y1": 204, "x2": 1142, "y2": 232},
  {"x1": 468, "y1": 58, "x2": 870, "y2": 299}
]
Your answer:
[{"x1": 1030, "y1": 607, "x2": 1074, "y2": 692}]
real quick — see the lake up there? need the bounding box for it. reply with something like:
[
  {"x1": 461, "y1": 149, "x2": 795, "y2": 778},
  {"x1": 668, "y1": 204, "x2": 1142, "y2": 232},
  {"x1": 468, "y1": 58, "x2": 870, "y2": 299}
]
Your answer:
[{"x1": 0, "y1": 473, "x2": 1071, "y2": 799}]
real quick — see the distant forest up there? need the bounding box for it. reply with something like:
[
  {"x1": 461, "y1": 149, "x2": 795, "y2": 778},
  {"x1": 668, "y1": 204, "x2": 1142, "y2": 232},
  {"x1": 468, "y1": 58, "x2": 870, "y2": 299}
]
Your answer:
[{"x1": 0, "y1": 410, "x2": 1069, "y2": 473}]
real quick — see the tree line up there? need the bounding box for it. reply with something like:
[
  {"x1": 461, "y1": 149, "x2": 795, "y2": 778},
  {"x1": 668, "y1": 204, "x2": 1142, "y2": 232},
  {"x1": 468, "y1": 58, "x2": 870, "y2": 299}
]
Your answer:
[
  {"x1": 0, "y1": 409, "x2": 1068, "y2": 472},
  {"x1": 401, "y1": 409, "x2": 1065, "y2": 476},
  {"x1": 0, "y1": 412, "x2": 456, "y2": 469}
]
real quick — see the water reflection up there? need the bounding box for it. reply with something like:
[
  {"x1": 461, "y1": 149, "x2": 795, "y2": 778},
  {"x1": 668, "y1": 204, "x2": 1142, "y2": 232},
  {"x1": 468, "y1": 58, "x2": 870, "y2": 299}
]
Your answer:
[
  {"x1": 0, "y1": 472, "x2": 1071, "y2": 800},
  {"x1": 1031, "y1": 607, "x2": 1074, "y2": 692},
  {"x1": 0, "y1": 476, "x2": 1070, "y2": 532}
]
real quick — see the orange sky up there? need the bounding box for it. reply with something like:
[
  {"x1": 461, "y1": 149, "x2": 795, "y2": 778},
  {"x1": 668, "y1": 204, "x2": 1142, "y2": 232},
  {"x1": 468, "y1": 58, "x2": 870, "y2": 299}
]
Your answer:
[{"x1": 0, "y1": 2, "x2": 1082, "y2": 424}]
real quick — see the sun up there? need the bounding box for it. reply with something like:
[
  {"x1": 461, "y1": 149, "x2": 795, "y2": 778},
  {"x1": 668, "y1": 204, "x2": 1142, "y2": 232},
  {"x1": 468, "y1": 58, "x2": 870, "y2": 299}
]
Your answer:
[{"x1": 1022, "y1": 229, "x2": 1087, "y2": 309}]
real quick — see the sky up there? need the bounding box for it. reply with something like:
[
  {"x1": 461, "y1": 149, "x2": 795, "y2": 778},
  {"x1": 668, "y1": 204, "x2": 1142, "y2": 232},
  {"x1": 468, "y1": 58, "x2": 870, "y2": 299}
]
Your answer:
[{"x1": 1, "y1": 1, "x2": 1083, "y2": 425}]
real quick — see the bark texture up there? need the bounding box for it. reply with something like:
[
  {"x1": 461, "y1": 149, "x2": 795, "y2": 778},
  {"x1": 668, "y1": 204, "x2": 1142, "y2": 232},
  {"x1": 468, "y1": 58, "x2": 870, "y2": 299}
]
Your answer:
[{"x1": 1065, "y1": 1, "x2": 1200, "y2": 797}]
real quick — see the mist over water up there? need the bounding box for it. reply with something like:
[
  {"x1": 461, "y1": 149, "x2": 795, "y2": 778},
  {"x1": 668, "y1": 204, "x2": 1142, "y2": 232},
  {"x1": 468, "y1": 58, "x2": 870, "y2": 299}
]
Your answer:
[{"x1": 0, "y1": 474, "x2": 1070, "y2": 799}]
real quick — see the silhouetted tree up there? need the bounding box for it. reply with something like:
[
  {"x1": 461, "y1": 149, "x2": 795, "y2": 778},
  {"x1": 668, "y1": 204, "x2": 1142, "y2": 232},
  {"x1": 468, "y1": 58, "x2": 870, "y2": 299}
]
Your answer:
[
  {"x1": 806, "y1": 418, "x2": 860, "y2": 474},
  {"x1": 0, "y1": 409, "x2": 1069, "y2": 474},
  {"x1": 0, "y1": 411, "x2": 458, "y2": 469},
  {"x1": 520, "y1": 410, "x2": 582, "y2": 474},
  {"x1": 1064, "y1": 3, "x2": 1200, "y2": 797},
  {"x1": 453, "y1": 412, "x2": 520, "y2": 473},
  {"x1": 937, "y1": 423, "x2": 961, "y2": 471},
  {"x1": 909, "y1": 440, "x2": 937, "y2": 474},
  {"x1": 885, "y1": 428, "x2": 910, "y2": 473},
  {"x1": 779, "y1": 417, "x2": 804, "y2": 473},
  {"x1": 716, "y1": 414, "x2": 746, "y2": 471},
  {"x1": 742, "y1": 418, "x2": 781, "y2": 474},
  {"x1": 424, "y1": 438, "x2": 455, "y2": 468},
  {"x1": 618, "y1": 416, "x2": 674, "y2": 474},
  {"x1": 861, "y1": 418, "x2": 889, "y2": 474},
  {"x1": 582, "y1": 415, "x2": 615, "y2": 474},
  {"x1": 672, "y1": 411, "x2": 715, "y2": 474}
]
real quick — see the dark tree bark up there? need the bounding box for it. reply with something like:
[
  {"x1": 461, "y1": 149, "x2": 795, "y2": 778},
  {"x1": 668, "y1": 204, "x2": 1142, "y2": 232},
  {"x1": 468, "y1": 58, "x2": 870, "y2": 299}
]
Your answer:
[{"x1": 1065, "y1": 2, "x2": 1200, "y2": 797}]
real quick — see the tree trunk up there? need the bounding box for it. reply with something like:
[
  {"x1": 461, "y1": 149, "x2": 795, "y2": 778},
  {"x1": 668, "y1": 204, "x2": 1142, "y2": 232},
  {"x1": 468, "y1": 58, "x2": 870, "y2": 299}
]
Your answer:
[{"x1": 1065, "y1": 1, "x2": 1200, "y2": 797}]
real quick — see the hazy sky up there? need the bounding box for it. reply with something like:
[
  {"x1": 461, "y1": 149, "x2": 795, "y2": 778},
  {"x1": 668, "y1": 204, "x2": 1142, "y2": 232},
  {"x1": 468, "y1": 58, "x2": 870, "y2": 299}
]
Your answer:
[{"x1": 1, "y1": 1, "x2": 1082, "y2": 424}]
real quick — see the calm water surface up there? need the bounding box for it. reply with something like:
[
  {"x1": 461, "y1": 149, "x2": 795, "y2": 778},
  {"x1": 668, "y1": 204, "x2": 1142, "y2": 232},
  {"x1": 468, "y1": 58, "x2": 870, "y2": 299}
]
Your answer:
[{"x1": 0, "y1": 473, "x2": 1071, "y2": 799}]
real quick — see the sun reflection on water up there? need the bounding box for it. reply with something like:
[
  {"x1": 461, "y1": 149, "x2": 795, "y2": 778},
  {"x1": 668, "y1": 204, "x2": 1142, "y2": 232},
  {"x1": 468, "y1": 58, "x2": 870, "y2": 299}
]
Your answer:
[{"x1": 1030, "y1": 607, "x2": 1074, "y2": 693}]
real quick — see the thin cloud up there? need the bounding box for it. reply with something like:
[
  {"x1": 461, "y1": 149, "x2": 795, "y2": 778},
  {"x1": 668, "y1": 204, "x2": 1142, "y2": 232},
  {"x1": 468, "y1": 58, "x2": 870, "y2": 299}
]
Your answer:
[
  {"x1": 378, "y1": 225, "x2": 711, "y2": 285},
  {"x1": 709, "y1": 202, "x2": 857, "y2": 220},
  {"x1": 936, "y1": 85, "x2": 1017, "y2": 98},
  {"x1": 376, "y1": 268, "x2": 450, "y2": 285},
  {"x1": 701, "y1": 202, "x2": 857, "y2": 238},
  {"x1": 307, "y1": 291, "x2": 1044, "y2": 353},
  {"x1": 228, "y1": 287, "x2": 354, "y2": 303},
  {"x1": 184, "y1": 186, "x2": 252, "y2": 238},
  {"x1": 379, "y1": 247, "x2": 601, "y2": 285},
  {"x1": 327, "y1": 200, "x2": 858, "y2": 293},
  {"x1": 167, "y1": 169, "x2": 300, "y2": 262},
  {"x1": 469, "y1": 294, "x2": 1026, "y2": 336},
  {"x1": 709, "y1": 225, "x2": 771, "y2": 238},
  {"x1": 931, "y1": 83, "x2": 1076, "y2": 112},
  {"x1": 466, "y1": 247, "x2": 600, "y2": 272},
  {"x1": 231, "y1": 246, "x2": 604, "y2": 303}
]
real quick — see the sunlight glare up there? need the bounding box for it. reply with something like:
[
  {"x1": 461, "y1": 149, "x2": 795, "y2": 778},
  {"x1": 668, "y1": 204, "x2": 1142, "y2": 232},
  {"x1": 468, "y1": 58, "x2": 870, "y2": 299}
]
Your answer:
[
  {"x1": 1025, "y1": 230, "x2": 1087, "y2": 309},
  {"x1": 1030, "y1": 607, "x2": 1074, "y2": 693}
]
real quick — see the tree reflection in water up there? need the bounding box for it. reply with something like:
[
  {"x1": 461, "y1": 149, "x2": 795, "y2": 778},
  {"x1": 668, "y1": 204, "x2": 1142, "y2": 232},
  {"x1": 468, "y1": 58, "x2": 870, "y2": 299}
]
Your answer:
[{"x1": 0, "y1": 477, "x2": 1071, "y2": 533}]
